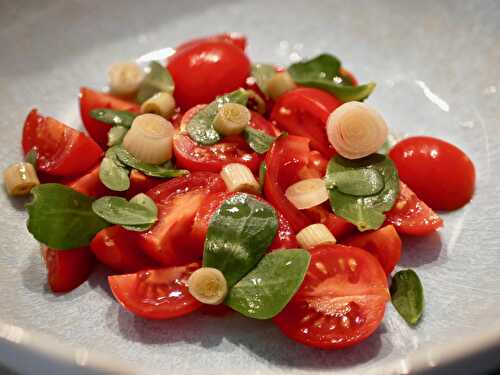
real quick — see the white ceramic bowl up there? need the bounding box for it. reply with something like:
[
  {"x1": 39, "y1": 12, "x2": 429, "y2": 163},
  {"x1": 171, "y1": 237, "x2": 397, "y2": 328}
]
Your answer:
[{"x1": 1, "y1": 1, "x2": 499, "y2": 374}]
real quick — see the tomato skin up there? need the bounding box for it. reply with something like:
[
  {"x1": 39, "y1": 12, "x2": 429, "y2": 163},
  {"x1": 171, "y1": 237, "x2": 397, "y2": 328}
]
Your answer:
[
  {"x1": 79, "y1": 87, "x2": 140, "y2": 147},
  {"x1": 66, "y1": 165, "x2": 112, "y2": 197},
  {"x1": 343, "y1": 225, "x2": 401, "y2": 275},
  {"x1": 274, "y1": 245, "x2": 389, "y2": 349},
  {"x1": 22, "y1": 109, "x2": 103, "y2": 177},
  {"x1": 41, "y1": 246, "x2": 95, "y2": 293},
  {"x1": 389, "y1": 136, "x2": 475, "y2": 211},
  {"x1": 175, "y1": 32, "x2": 247, "y2": 53},
  {"x1": 168, "y1": 41, "x2": 250, "y2": 110},
  {"x1": 190, "y1": 191, "x2": 298, "y2": 252},
  {"x1": 386, "y1": 182, "x2": 443, "y2": 236},
  {"x1": 270, "y1": 88, "x2": 342, "y2": 158},
  {"x1": 173, "y1": 110, "x2": 269, "y2": 173},
  {"x1": 135, "y1": 172, "x2": 226, "y2": 266},
  {"x1": 90, "y1": 226, "x2": 157, "y2": 273},
  {"x1": 109, "y1": 263, "x2": 202, "y2": 320}
]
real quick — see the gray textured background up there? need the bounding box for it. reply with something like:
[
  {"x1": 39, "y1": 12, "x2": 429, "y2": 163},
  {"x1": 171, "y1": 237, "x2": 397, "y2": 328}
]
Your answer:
[{"x1": 0, "y1": 0, "x2": 499, "y2": 374}]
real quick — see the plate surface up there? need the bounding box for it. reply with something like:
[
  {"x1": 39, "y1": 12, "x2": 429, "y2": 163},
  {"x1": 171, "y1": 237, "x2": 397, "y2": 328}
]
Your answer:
[{"x1": 0, "y1": 0, "x2": 499, "y2": 374}]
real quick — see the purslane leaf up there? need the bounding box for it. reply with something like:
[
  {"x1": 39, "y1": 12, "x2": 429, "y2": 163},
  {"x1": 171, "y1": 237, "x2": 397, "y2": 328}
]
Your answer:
[
  {"x1": 90, "y1": 109, "x2": 136, "y2": 128},
  {"x1": 203, "y1": 193, "x2": 278, "y2": 287},
  {"x1": 225, "y1": 249, "x2": 311, "y2": 319},
  {"x1": 251, "y1": 63, "x2": 276, "y2": 96},
  {"x1": 390, "y1": 269, "x2": 424, "y2": 326},
  {"x1": 327, "y1": 168, "x2": 384, "y2": 196},
  {"x1": 26, "y1": 184, "x2": 110, "y2": 249},
  {"x1": 243, "y1": 127, "x2": 277, "y2": 154},
  {"x1": 107, "y1": 126, "x2": 128, "y2": 147},
  {"x1": 136, "y1": 61, "x2": 175, "y2": 104},
  {"x1": 99, "y1": 157, "x2": 130, "y2": 192},
  {"x1": 121, "y1": 193, "x2": 158, "y2": 232},
  {"x1": 186, "y1": 89, "x2": 249, "y2": 145},
  {"x1": 92, "y1": 196, "x2": 157, "y2": 226}
]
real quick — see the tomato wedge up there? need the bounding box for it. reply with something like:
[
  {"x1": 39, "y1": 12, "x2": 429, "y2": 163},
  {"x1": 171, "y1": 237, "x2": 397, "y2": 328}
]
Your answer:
[
  {"x1": 41, "y1": 246, "x2": 95, "y2": 293},
  {"x1": 343, "y1": 225, "x2": 402, "y2": 275},
  {"x1": 270, "y1": 88, "x2": 342, "y2": 158},
  {"x1": 109, "y1": 263, "x2": 202, "y2": 320},
  {"x1": 135, "y1": 172, "x2": 226, "y2": 265},
  {"x1": 274, "y1": 244, "x2": 389, "y2": 349},
  {"x1": 174, "y1": 110, "x2": 272, "y2": 173},
  {"x1": 90, "y1": 226, "x2": 157, "y2": 273},
  {"x1": 190, "y1": 191, "x2": 298, "y2": 252},
  {"x1": 79, "y1": 87, "x2": 140, "y2": 147},
  {"x1": 66, "y1": 165, "x2": 112, "y2": 197},
  {"x1": 126, "y1": 169, "x2": 163, "y2": 199},
  {"x1": 304, "y1": 204, "x2": 356, "y2": 241},
  {"x1": 22, "y1": 109, "x2": 103, "y2": 176},
  {"x1": 386, "y1": 182, "x2": 443, "y2": 236}
]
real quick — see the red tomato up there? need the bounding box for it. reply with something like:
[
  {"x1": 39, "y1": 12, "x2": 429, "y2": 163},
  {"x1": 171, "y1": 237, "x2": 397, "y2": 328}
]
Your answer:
[
  {"x1": 304, "y1": 204, "x2": 356, "y2": 240},
  {"x1": 109, "y1": 263, "x2": 202, "y2": 320},
  {"x1": 126, "y1": 169, "x2": 163, "y2": 199},
  {"x1": 79, "y1": 87, "x2": 140, "y2": 147},
  {"x1": 270, "y1": 88, "x2": 342, "y2": 158},
  {"x1": 90, "y1": 226, "x2": 157, "y2": 273},
  {"x1": 175, "y1": 32, "x2": 247, "y2": 53},
  {"x1": 135, "y1": 172, "x2": 226, "y2": 265},
  {"x1": 385, "y1": 182, "x2": 443, "y2": 236},
  {"x1": 306, "y1": 150, "x2": 328, "y2": 177},
  {"x1": 41, "y1": 246, "x2": 95, "y2": 293},
  {"x1": 343, "y1": 225, "x2": 401, "y2": 275},
  {"x1": 66, "y1": 165, "x2": 112, "y2": 197},
  {"x1": 22, "y1": 109, "x2": 103, "y2": 177},
  {"x1": 173, "y1": 110, "x2": 270, "y2": 173},
  {"x1": 389, "y1": 136, "x2": 475, "y2": 211},
  {"x1": 190, "y1": 191, "x2": 298, "y2": 252},
  {"x1": 274, "y1": 244, "x2": 389, "y2": 349},
  {"x1": 168, "y1": 41, "x2": 250, "y2": 110}
]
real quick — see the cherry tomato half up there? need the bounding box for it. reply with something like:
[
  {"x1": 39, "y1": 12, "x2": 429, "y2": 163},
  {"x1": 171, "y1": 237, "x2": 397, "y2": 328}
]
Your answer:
[
  {"x1": 274, "y1": 244, "x2": 389, "y2": 349},
  {"x1": 41, "y1": 246, "x2": 95, "y2": 293},
  {"x1": 343, "y1": 225, "x2": 402, "y2": 275},
  {"x1": 134, "y1": 172, "x2": 226, "y2": 266},
  {"x1": 79, "y1": 87, "x2": 140, "y2": 147},
  {"x1": 90, "y1": 225, "x2": 157, "y2": 274},
  {"x1": 389, "y1": 136, "x2": 475, "y2": 211},
  {"x1": 271, "y1": 88, "x2": 342, "y2": 158},
  {"x1": 175, "y1": 32, "x2": 247, "y2": 54},
  {"x1": 109, "y1": 263, "x2": 202, "y2": 320},
  {"x1": 385, "y1": 182, "x2": 443, "y2": 236},
  {"x1": 22, "y1": 109, "x2": 103, "y2": 177},
  {"x1": 168, "y1": 41, "x2": 250, "y2": 110}
]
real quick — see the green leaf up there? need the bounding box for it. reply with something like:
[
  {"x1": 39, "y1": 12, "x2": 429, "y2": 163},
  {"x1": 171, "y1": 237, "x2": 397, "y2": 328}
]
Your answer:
[
  {"x1": 258, "y1": 161, "x2": 266, "y2": 192},
  {"x1": 326, "y1": 154, "x2": 399, "y2": 231},
  {"x1": 107, "y1": 126, "x2": 128, "y2": 147},
  {"x1": 90, "y1": 109, "x2": 136, "y2": 128},
  {"x1": 242, "y1": 127, "x2": 277, "y2": 154},
  {"x1": 251, "y1": 64, "x2": 276, "y2": 96},
  {"x1": 99, "y1": 157, "x2": 130, "y2": 192},
  {"x1": 186, "y1": 89, "x2": 249, "y2": 145},
  {"x1": 288, "y1": 54, "x2": 376, "y2": 102},
  {"x1": 137, "y1": 61, "x2": 174, "y2": 104},
  {"x1": 327, "y1": 168, "x2": 384, "y2": 196},
  {"x1": 26, "y1": 184, "x2": 110, "y2": 249},
  {"x1": 122, "y1": 193, "x2": 158, "y2": 232},
  {"x1": 203, "y1": 193, "x2": 278, "y2": 287},
  {"x1": 25, "y1": 149, "x2": 38, "y2": 169},
  {"x1": 92, "y1": 196, "x2": 157, "y2": 226},
  {"x1": 390, "y1": 269, "x2": 424, "y2": 326},
  {"x1": 225, "y1": 249, "x2": 310, "y2": 319},
  {"x1": 115, "y1": 146, "x2": 188, "y2": 178},
  {"x1": 105, "y1": 146, "x2": 127, "y2": 168}
]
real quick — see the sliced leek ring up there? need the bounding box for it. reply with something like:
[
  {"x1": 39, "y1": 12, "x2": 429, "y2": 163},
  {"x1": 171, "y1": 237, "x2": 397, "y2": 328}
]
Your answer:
[{"x1": 285, "y1": 178, "x2": 328, "y2": 210}]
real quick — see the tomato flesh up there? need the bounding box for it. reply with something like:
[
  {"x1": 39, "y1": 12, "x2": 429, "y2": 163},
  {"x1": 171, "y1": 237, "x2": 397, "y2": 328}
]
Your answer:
[
  {"x1": 343, "y1": 225, "x2": 401, "y2": 275},
  {"x1": 135, "y1": 172, "x2": 226, "y2": 265},
  {"x1": 386, "y1": 182, "x2": 443, "y2": 236},
  {"x1": 90, "y1": 226, "x2": 157, "y2": 273},
  {"x1": 109, "y1": 263, "x2": 202, "y2": 320},
  {"x1": 41, "y1": 246, "x2": 95, "y2": 293},
  {"x1": 126, "y1": 169, "x2": 163, "y2": 199},
  {"x1": 270, "y1": 88, "x2": 342, "y2": 158},
  {"x1": 168, "y1": 41, "x2": 250, "y2": 110},
  {"x1": 304, "y1": 204, "x2": 356, "y2": 241},
  {"x1": 79, "y1": 87, "x2": 140, "y2": 147},
  {"x1": 66, "y1": 165, "x2": 112, "y2": 197},
  {"x1": 22, "y1": 109, "x2": 103, "y2": 176},
  {"x1": 389, "y1": 136, "x2": 475, "y2": 211},
  {"x1": 274, "y1": 245, "x2": 389, "y2": 349}
]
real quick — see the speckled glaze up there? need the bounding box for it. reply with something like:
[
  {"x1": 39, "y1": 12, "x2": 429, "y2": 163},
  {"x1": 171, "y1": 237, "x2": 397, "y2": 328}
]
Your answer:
[{"x1": 0, "y1": 0, "x2": 499, "y2": 374}]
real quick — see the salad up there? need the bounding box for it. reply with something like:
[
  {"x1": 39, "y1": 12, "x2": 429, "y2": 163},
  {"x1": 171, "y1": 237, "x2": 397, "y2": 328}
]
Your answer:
[{"x1": 4, "y1": 33, "x2": 476, "y2": 349}]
